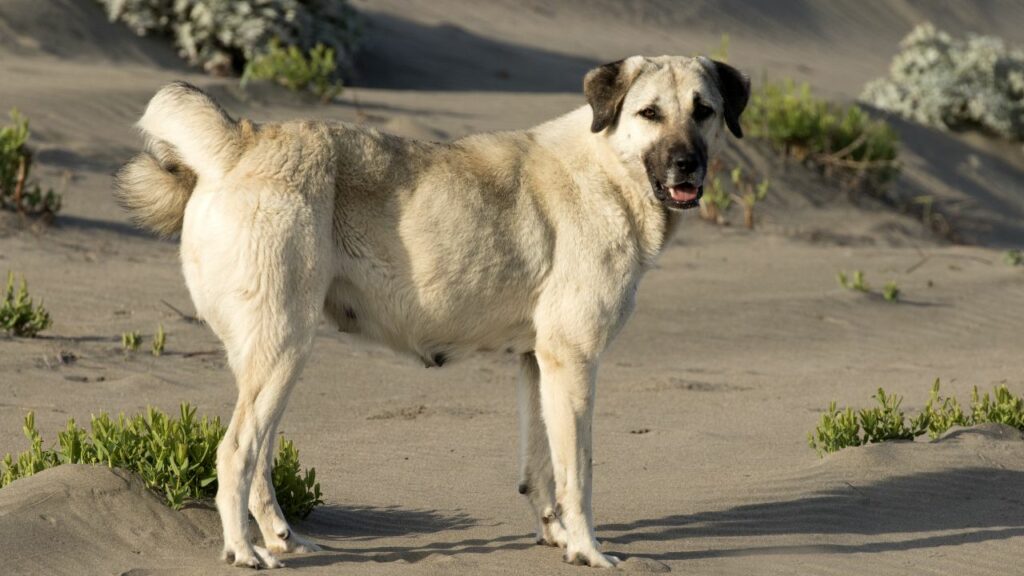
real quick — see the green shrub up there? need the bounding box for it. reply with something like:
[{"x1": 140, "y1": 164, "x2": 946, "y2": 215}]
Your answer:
[
  {"x1": 0, "y1": 404, "x2": 322, "y2": 519},
  {"x1": 747, "y1": 80, "x2": 899, "y2": 184},
  {"x1": 1, "y1": 272, "x2": 51, "y2": 337},
  {"x1": 0, "y1": 110, "x2": 61, "y2": 218},
  {"x1": 809, "y1": 380, "x2": 1024, "y2": 455},
  {"x1": 809, "y1": 402, "x2": 863, "y2": 455},
  {"x1": 271, "y1": 438, "x2": 323, "y2": 519},
  {"x1": 242, "y1": 39, "x2": 343, "y2": 101},
  {"x1": 809, "y1": 389, "x2": 926, "y2": 455},
  {"x1": 1005, "y1": 249, "x2": 1023, "y2": 266}
]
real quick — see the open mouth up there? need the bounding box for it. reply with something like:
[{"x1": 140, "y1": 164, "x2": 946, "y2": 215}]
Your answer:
[{"x1": 654, "y1": 181, "x2": 704, "y2": 210}]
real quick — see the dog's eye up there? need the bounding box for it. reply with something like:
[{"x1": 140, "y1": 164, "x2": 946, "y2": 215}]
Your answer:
[
  {"x1": 693, "y1": 103, "x2": 714, "y2": 121},
  {"x1": 638, "y1": 106, "x2": 660, "y2": 120}
]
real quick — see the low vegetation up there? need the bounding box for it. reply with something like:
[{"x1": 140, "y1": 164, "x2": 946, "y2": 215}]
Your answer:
[
  {"x1": 1005, "y1": 250, "x2": 1023, "y2": 267},
  {"x1": 699, "y1": 166, "x2": 731, "y2": 225},
  {"x1": 809, "y1": 380, "x2": 1024, "y2": 455},
  {"x1": 98, "y1": 0, "x2": 360, "y2": 82},
  {"x1": 1, "y1": 272, "x2": 51, "y2": 337},
  {"x1": 837, "y1": 270, "x2": 901, "y2": 302},
  {"x1": 862, "y1": 23, "x2": 1024, "y2": 142},
  {"x1": 1, "y1": 404, "x2": 323, "y2": 519},
  {"x1": 699, "y1": 162, "x2": 770, "y2": 228},
  {"x1": 730, "y1": 168, "x2": 770, "y2": 229},
  {"x1": 152, "y1": 323, "x2": 166, "y2": 356},
  {"x1": 747, "y1": 80, "x2": 900, "y2": 188},
  {"x1": 271, "y1": 438, "x2": 323, "y2": 520},
  {"x1": 882, "y1": 281, "x2": 901, "y2": 302},
  {"x1": 121, "y1": 330, "x2": 141, "y2": 352},
  {"x1": 1, "y1": 109, "x2": 61, "y2": 219},
  {"x1": 837, "y1": 270, "x2": 869, "y2": 293},
  {"x1": 242, "y1": 39, "x2": 344, "y2": 101}
]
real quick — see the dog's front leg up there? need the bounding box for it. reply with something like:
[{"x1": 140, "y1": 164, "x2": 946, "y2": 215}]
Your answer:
[
  {"x1": 535, "y1": 350, "x2": 619, "y2": 568},
  {"x1": 517, "y1": 353, "x2": 569, "y2": 548}
]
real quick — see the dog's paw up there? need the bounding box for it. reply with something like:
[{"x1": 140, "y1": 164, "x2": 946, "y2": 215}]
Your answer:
[
  {"x1": 564, "y1": 542, "x2": 620, "y2": 568},
  {"x1": 536, "y1": 517, "x2": 569, "y2": 548},
  {"x1": 264, "y1": 527, "x2": 322, "y2": 554},
  {"x1": 222, "y1": 544, "x2": 285, "y2": 569}
]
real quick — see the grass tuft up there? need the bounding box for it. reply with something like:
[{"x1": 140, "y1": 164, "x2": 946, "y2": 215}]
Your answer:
[
  {"x1": 152, "y1": 323, "x2": 166, "y2": 356},
  {"x1": 121, "y1": 331, "x2": 141, "y2": 352},
  {"x1": 837, "y1": 270, "x2": 870, "y2": 292},
  {"x1": 882, "y1": 281, "x2": 901, "y2": 302}
]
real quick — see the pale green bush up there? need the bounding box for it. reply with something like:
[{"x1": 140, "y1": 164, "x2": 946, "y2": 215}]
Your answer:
[
  {"x1": 98, "y1": 0, "x2": 361, "y2": 78},
  {"x1": 862, "y1": 23, "x2": 1024, "y2": 141}
]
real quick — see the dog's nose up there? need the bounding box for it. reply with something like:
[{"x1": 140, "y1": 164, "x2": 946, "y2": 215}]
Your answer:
[{"x1": 674, "y1": 153, "x2": 701, "y2": 174}]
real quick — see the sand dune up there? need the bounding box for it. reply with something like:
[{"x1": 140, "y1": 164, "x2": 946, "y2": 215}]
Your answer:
[{"x1": 1, "y1": 1, "x2": 1023, "y2": 574}]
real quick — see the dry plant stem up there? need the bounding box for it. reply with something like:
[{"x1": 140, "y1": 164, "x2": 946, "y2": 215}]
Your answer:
[
  {"x1": 814, "y1": 155, "x2": 896, "y2": 170},
  {"x1": 13, "y1": 155, "x2": 26, "y2": 215},
  {"x1": 905, "y1": 251, "x2": 994, "y2": 274},
  {"x1": 823, "y1": 132, "x2": 868, "y2": 162},
  {"x1": 182, "y1": 350, "x2": 222, "y2": 358},
  {"x1": 729, "y1": 193, "x2": 756, "y2": 229},
  {"x1": 161, "y1": 299, "x2": 202, "y2": 324}
]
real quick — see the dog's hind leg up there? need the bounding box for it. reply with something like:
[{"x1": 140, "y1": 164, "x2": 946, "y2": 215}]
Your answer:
[
  {"x1": 534, "y1": 349, "x2": 620, "y2": 568},
  {"x1": 517, "y1": 353, "x2": 568, "y2": 548},
  {"x1": 216, "y1": 308, "x2": 321, "y2": 569},
  {"x1": 205, "y1": 213, "x2": 333, "y2": 565},
  {"x1": 249, "y1": 421, "x2": 322, "y2": 554}
]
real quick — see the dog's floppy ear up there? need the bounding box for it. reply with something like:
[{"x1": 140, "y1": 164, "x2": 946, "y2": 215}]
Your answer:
[
  {"x1": 707, "y1": 59, "x2": 751, "y2": 139},
  {"x1": 584, "y1": 58, "x2": 640, "y2": 133}
]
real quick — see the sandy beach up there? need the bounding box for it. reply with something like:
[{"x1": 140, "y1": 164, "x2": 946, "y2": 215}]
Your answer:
[{"x1": 1, "y1": 1, "x2": 1023, "y2": 574}]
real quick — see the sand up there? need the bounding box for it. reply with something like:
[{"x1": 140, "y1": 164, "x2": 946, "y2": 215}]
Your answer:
[{"x1": 1, "y1": 1, "x2": 1023, "y2": 574}]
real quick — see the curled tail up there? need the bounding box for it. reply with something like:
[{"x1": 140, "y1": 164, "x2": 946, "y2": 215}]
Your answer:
[{"x1": 114, "y1": 81, "x2": 242, "y2": 237}]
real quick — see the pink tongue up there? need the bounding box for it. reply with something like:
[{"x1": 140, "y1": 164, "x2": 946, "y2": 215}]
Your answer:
[{"x1": 669, "y1": 185, "x2": 698, "y2": 202}]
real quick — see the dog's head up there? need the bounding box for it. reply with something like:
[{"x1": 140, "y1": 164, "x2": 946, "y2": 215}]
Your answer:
[{"x1": 584, "y1": 56, "x2": 750, "y2": 210}]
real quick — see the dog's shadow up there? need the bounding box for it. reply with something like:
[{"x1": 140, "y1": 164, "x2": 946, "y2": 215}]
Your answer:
[
  {"x1": 596, "y1": 466, "x2": 1024, "y2": 561},
  {"x1": 286, "y1": 504, "x2": 534, "y2": 567},
  {"x1": 279, "y1": 466, "x2": 1024, "y2": 567}
]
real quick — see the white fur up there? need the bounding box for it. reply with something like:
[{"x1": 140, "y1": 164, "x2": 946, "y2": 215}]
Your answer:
[{"x1": 118, "y1": 56, "x2": 746, "y2": 569}]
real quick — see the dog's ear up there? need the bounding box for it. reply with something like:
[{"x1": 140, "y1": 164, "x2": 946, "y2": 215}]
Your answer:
[
  {"x1": 708, "y1": 59, "x2": 751, "y2": 139},
  {"x1": 584, "y1": 59, "x2": 638, "y2": 133}
]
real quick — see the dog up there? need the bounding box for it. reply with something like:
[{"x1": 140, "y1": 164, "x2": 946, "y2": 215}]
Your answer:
[{"x1": 114, "y1": 55, "x2": 749, "y2": 569}]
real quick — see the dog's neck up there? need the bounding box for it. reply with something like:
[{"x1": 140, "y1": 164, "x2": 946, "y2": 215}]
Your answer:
[{"x1": 532, "y1": 106, "x2": 679, "y2": 266}]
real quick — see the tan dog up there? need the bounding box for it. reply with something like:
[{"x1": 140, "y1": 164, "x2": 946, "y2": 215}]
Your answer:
[{"x1": 115, "y1": 55, "x2": 749, "y2": 569}]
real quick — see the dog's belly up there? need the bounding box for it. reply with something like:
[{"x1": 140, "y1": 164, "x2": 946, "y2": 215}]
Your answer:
[{"x1": 324, "y1": 275, "x2": 537, "y2": 366}]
